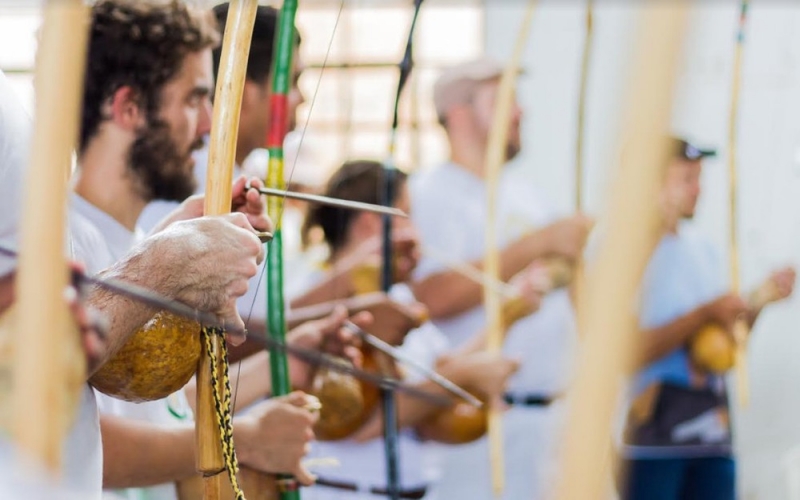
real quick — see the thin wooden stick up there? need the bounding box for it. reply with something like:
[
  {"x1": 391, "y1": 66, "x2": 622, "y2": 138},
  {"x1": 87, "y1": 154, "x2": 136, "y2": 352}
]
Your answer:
[
  {"x1": 552, "y1": 3, "x2": 690, "y2": 499},
  {"x1": 728, "y1": 0, "x2": 750, "y2": 408},
  {"x1": 420, "y1": 245, "x2": 518, "y2": 300},
  {"x1": 573, "y1": 0, "x2": 594, "y2": 340},
  {"x1": 197, "y1": 1, "x2": 257, "y2": 498},
  {"x1": 574, "y1": 0, "x2": 593, "y2": 214},
  {"x1": 483, "y1": 2, "x2": 537, "y2": 496},
  {"x1": 12, "y1": 0, "x2": 89, "y2": 473}
]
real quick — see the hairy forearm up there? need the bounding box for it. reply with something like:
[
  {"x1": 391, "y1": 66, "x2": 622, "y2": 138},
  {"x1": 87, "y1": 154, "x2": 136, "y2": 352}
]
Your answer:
[
  {"x1": 413, "y1": 230, "x2": 551, "y2": 319},
  {"x1": 637, "y1": 306, "x2": 711, "y2": 368},
  {"x1": 101, "y1": 415, "x2": 196, "y2": 488},
  {"x1": 85, "y1": 234, "x2": 191, "y2": 376},
  {"x1": 86, "y1": 258, "x2": 160, "y2": 375}
]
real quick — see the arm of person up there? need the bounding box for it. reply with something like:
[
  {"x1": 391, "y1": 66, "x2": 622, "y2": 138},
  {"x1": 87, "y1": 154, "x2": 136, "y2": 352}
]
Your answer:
[
  {"x1": 289, "y1": 264, "x2": 358, "y2": 309},
  {"x1": 149, "y1": 176, "x2": 271, "y2": 235},
  {"x1": 102, "y1": 392, "x2": 318, "y2": 489},
  {"x1": 744, "y1": 266, "x2": 796, "y2": 328},
  {"x1": 454, "y1": 265, "x2": 547, "y2": 356},
  {"x1": 100, "y1": 415, "x2": 196, "y2": 488},
  {"x1": 454, "y1": 296, "x2": 539, "y2": 356},
  {"x1": 412, "y1": 216, "x2": 590, "y2": 319},
  {"x1": 350, "y1": 352, "x2": 519, "y2": 442},
  {"x1": 85, "y1": 214, "x2": 264, "y2": 375},
  {"x1": 635, "y1": 294, "x2": 748, "y2": 369},
  {"x1": 636, "y1": 308, "x2": 712, "y2": 369},
  {"x1": 289, "y1": 230, "x2": 419, "y2": 309},
  {"x1": 287, "y1": 293, "x2": 425, "y2": 344}
]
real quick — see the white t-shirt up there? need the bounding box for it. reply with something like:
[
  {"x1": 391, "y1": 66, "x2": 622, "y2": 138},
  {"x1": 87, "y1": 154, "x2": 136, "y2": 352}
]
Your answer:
[
  {"x1": 410, "y1": 162, "x2": 577, "y2": 395},
  {"x1": 0, "y1": 437, "x2": 92, "y2": 500},
  {"x1": 409, "y1": 162, "x2": 576, "y2": 500},
  {"x1": 69, "y1": 193, "x2": 193, "y2": 500},
  {"x1": 0, "y1": 71, "x2": 27, "y2": 276},
  {"x1": 0, "y1": 70, "x2": 103, "y2": 499}
]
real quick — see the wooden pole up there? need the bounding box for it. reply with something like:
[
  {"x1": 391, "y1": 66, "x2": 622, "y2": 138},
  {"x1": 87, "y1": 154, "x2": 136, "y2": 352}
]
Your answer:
[
  {"x1": 727, "y1": 0, "x2": 751, "y2": 408},
  {"x1": 197, "y1": 1, "x2": 257, "y2": 498},
  {"x1": 483, "y1": 2, "x2": 537, "y2": 496},
  {"x1": 12, "y1": 0, "x2": 89, "y2": 473},
  {"x1": 574, "y1": 0, "x2": 593, "y2": 214},
  {"x1": 552, "y1": 3, "x2": 690, "y2": 499},
  {"x1": 573, "y1": 0, "x2": 594, "y2": 340}
]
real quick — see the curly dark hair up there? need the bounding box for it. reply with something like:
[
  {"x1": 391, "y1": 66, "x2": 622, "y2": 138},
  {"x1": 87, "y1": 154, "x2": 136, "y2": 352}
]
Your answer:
[
  {"x1": 79, "y1": 0, "x2": 220, "y2": 153},
  {"x1": 302, "y1": 160, "x2": 408, "y2": 253}
]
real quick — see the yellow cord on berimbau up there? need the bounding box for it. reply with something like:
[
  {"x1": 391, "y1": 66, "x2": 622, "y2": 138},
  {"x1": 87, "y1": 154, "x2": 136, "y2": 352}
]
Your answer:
[{"x1": 203, "y1": 326, "x2": 246, "y2": 500}]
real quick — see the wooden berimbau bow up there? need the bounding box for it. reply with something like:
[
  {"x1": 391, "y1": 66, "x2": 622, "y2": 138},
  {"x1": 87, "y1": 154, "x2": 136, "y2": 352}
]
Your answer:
[
  {"x1": 553, "y1": 3, "x2": 690, "y2": 499},
  {"x1": 8, "y1": 243, "x2": 452, "y2": 410},
  {"x1": 196, "y1": 2, "x2": 258, "y2": 499},
  {"x1": 263, "y1": 0, "x2": 302, "y2": 498},
  {"x1": 727, "y1": 0, "x2": 751, "y2": 408},
  {"x1": 481, "y1": 1, "x2": 537, "y2": 496},
  {"x1": 12, "y1": 0, "x2": 89, "y2": 473}
]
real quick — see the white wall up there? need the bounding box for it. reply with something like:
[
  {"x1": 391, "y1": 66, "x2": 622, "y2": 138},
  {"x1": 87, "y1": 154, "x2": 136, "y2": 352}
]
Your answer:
[{"x1": 484, "y1": 1, "x2": 800, "y2": 499}]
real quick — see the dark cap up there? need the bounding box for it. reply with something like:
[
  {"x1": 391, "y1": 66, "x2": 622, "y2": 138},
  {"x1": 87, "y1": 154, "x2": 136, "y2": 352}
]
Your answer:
[{"x1": 672, "y1": 137, "x2": 717, "y2": 161}]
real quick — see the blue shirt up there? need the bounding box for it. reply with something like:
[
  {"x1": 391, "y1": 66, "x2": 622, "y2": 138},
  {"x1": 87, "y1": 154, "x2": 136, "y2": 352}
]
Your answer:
[
  {"x1": 624, "y1": 228, "x2": 732, "y2": 459},
  {"x1": 635, "y1": 230, "x2": 726, "y2": 395}
]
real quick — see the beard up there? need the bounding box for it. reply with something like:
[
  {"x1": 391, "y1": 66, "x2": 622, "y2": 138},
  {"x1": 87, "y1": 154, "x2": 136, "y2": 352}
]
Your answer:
[{"x1": 127, "y1": 118, "x2": 203, "y2": 203}]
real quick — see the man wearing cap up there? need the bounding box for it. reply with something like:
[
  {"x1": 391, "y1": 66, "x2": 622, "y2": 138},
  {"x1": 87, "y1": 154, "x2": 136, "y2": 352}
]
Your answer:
[
  {"x1": 620, "y1": 137, "x2": 795, "y2": 500},
  {"x1": 408, "y1": 57, "x2": 592, "y2": 499}
]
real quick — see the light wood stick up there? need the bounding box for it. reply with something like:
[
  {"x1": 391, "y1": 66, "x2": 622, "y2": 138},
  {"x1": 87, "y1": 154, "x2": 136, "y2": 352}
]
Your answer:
[
  {"x1": 727, "y1": 0, "x2": 750, "y2": 408},
  {"x1": 12, "y1": 0, "x2": 89, "y2": 473},
  {"x1": 197, "y1": 1, "x2": 257, "y2": 498},
  {"x1": 573, "y1": 0, "x2": 594, "y2": 339},
  {"x1": 483, "y1": 2, "x2": 537, "y2": 496},
  {"x1": 420, "y1": 245, "x2": 518, "y2": 300},
  {"x1": 552, "y1": 3, "x2": 690, "y2": 500},
  {"x1": 574, "y1": 0, "x2": 593, "y2": 214}
]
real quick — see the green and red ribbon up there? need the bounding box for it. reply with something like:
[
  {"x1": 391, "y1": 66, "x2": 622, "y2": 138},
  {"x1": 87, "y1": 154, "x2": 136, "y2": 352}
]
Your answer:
[{"x1": 265, "y1": 0, "x2": 301, "y2": 498}]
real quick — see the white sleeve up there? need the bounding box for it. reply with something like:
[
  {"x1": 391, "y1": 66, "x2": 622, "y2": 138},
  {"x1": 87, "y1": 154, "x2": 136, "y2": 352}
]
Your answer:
[
  {"x1": 0, "y1": 72, "x2": 30, "y2": 277},
  {"x1": 410, "y1": 177, "x2": 477, "y2": 281},
  {"x1": 137, "y1": 200, "x2": 181, "y2": 234}
]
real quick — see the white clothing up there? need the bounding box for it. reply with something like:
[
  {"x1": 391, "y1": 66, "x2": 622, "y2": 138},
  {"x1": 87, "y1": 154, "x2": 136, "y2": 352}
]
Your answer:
[
  {"x1": 0, "y1": 70, "x2": 103, "y2": 499},
  {"x1": 0, "y1": 437, "x2": 90, "y2": 500},
  {"x1": 70, "y1": 193, "x2": 193, "y2": 500},
  {"x1": 409, "y1": 162, "x2": 578, "y2": 499},
  {"x1": 0, "y1": 71, "x2": 27, "y2": 276}
]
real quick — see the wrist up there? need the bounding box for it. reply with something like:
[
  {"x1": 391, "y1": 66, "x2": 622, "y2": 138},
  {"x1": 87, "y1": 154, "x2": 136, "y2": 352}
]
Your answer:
[
  {"x1": 232, "y1": 416, "x2": 254, "y2": 466},
  {"x1": 526, "y1": 229, "x2": 552, "y2": 261}
]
